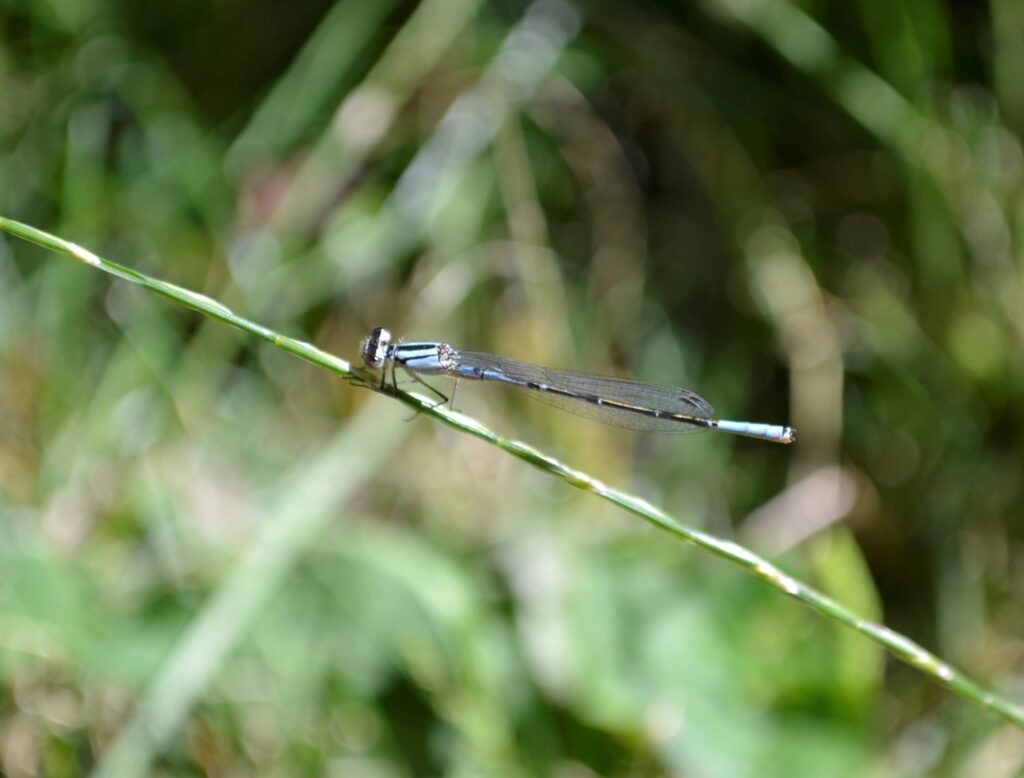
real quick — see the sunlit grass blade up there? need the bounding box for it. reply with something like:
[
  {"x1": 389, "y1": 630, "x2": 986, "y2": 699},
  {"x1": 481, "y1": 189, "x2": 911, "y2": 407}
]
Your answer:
[{"x1": 3, "y1": 214, "x2": 1022, "y2": 733}]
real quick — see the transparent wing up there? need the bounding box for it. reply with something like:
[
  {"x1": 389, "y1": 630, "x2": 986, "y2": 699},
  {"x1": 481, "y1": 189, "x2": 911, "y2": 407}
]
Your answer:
[{"x1": 453, "y1": 350, "x2": 714, "y2": 434}]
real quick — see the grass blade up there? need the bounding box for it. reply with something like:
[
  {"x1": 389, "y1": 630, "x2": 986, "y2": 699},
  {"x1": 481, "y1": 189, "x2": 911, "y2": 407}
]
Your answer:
[{"x1": 3, "y1": 214, "x2": 1022, "y2": 732}]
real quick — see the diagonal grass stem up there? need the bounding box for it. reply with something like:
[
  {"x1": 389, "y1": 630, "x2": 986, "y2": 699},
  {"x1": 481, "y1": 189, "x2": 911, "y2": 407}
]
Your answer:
[{"x1": 3, "y1": 214, "x2": 1022, "y2": 731}]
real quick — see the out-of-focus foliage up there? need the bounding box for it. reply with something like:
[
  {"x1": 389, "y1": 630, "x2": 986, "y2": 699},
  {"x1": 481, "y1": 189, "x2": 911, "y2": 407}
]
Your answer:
[{"x1": 1, "y1": 0, "x2": 1022, "y2": 775}]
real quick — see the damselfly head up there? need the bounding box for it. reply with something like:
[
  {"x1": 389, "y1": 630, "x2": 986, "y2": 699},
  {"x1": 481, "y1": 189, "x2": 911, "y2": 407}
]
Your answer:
[{"x1": 361, "y1": 326, "x2": 392, "y2": 368}]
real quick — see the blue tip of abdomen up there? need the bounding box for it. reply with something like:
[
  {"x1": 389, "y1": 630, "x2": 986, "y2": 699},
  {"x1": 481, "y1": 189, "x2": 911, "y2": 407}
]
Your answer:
[{"x1": 714, "y1": 420, "x2": 796, "y2": 444}]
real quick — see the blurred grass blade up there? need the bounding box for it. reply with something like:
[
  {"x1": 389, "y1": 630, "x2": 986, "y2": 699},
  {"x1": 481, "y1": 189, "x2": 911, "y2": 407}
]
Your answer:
[
  {"x1": 290, "y1": 0, "x2": 583, "y2": 296},
  {"x1": 2, "y1": 215, "x2": 1022, "y2": 733},
  {"x1": 239, "y1": 0, "x2": 485, "y2": 227},
  {"x1": 228, "y1": 0, "x2": 401, "y2": 167},
  {"x1": 390, "y1": 0, "x2": 583, "y2": 221},
  {"x1": 92, "y1": 403, "x2": 410, "y2": 778}
]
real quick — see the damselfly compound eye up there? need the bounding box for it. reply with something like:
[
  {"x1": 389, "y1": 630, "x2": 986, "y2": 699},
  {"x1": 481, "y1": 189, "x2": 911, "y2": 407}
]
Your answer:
[{"x1": 360, "y1": 326, "x2": 392, "y2": 368}]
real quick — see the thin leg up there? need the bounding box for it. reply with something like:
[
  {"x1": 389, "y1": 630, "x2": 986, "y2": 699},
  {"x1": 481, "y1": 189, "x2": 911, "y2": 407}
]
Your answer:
[
  {"x1": 397, "y1": 372, "x2": 448, "y2": 421},
  {"x1": 400, "y1": 366, "x2": 450, "y2": 406},
  {"x1": 449, "y1": 378, "x2": 459, "y2": 411},
  {"x1": 390, "y1": 336, "x2": 405, "y2": 396}
]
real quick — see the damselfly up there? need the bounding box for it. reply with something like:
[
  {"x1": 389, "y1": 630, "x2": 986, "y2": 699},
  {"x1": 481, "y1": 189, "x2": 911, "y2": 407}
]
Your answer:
[{"x1": 361, "y1": 326, "x2": 795, "y2": 444}]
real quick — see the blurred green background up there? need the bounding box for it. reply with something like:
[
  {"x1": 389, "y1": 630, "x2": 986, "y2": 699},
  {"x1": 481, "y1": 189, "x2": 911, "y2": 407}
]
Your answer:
[{"x1": 2, "y1": 0, "x2": 1023, "y2": 775}]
